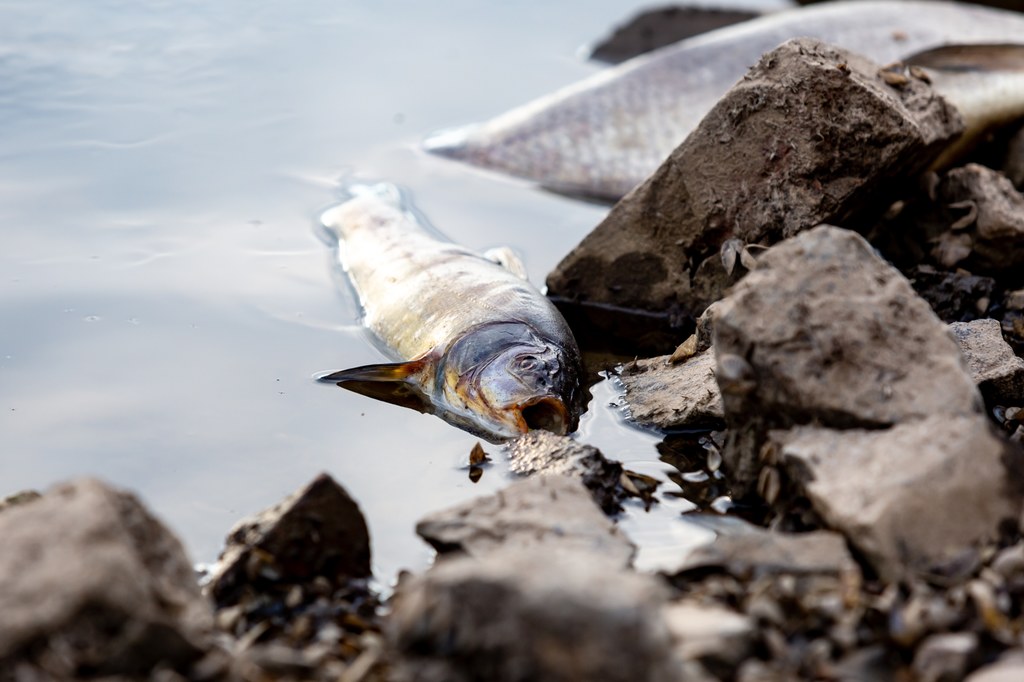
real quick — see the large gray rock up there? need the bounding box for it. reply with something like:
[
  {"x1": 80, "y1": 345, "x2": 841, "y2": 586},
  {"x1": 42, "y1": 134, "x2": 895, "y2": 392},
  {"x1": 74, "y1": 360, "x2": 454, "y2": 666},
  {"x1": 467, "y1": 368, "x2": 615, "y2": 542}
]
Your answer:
[
  {"x1": 618, "y1": 349, "x2": 724, "y2": 430},
  {"x1": 0, "y1": 478, "x2": 213, "y2": 676},
  {"x1": 672, "y1": 516, "x2": 858, "y2": 580},
  {"x1": 504, "y1": 431, "x2": 626, "y2": 514},
  {"x1": 416, "y1": 474, "x2": 635, "y2": 569},
  {"x1": 209, "y1": 472, "x2": 371, "y2": 607},
  {"x1": 775, "y1": 415, "x2": 1023, "y2": 581},
  {"x1": 713, "y1": 225, "x2": 983, "y2": 492},
  {"x1": 547, "y1": 38, "x2": 963, "y2": 323},
  {"x1": 951, "y1": 318, "x2": 1024, "y2": 404},
  {"x1": 931, "y1": 164, "x2": 1024, "y2": 274},
  {"x1": 387, "y1": 546, "x2": 676, "y2": 682}
]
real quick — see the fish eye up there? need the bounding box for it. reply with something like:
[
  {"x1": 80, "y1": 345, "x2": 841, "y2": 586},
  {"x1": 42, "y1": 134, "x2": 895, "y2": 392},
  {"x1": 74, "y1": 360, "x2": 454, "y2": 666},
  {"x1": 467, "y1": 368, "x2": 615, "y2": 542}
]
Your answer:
[{"x1": 517, "y1": 356, "x2": 539, "y2": 371}]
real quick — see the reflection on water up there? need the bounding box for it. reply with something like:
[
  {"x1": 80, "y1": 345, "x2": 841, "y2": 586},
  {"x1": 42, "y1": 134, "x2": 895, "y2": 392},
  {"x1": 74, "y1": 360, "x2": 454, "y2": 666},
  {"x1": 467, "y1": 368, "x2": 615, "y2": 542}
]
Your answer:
[{"x1": 0, "y1": 0, "x2": 781, "y2": 581}]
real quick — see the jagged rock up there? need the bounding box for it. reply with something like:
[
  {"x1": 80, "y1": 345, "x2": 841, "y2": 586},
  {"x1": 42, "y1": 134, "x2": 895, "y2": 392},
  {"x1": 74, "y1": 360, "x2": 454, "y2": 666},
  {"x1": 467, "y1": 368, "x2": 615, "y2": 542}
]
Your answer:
[
  {"x1": 672, "y1": 515, "x2": 858, "y2": 580},
  {"x1": 774, "y1": 415, "x2": 1023, "y2": 581},
  {"x1": 966, "y1": 651, "x2": 1024, "y2": 681},
  {"x1": 387, "y1": 546, "x2": 676, "y2": 682},
  {"x1": 0, "y1": 478, "x2": 213, "y2": 676},
  {"x1": 618, "y1": 349, "x2": 724, "y2": 430},
  {"x1": 504, "y1": 431, "x2": 625, "y2": 514},
  {"x1": 547, "y1": 38, "x2": 963, "y2": 324},
  {"x1": 415, "y1": 474, "x2": 635, "y2": 569},
  {"x1": 912, "y1": 632, "x2": 978, "y2": 682},
  {"x1": 663, "y1": 600, "x2": 754, "y2": 668},
  {"x1": 931, "y1": 164, "x2": 1024, "y2": 273},
  {"x1": 208, "y1": 472, "x2": 371, "y2": 607},
  {"x1": 951, "y1": 318, "x2": 1024, "y2": 404},
  {"x1": 714, "y1": 225, "x2": 983, "y2": 493}
]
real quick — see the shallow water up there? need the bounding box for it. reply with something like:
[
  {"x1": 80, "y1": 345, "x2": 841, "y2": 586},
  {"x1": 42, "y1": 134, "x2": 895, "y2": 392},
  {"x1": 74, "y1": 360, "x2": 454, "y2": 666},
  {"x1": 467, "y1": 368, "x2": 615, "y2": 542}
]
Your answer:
[{"x1": 0, "y1": 0, "x2": 781, "y2": 581}]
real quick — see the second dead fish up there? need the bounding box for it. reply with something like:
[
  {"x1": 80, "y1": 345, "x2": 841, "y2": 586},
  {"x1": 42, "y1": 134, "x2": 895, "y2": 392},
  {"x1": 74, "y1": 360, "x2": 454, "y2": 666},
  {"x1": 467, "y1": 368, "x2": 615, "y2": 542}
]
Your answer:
[{"x1": 425, "y1": 0, "x2": 1024, "y2": 201}]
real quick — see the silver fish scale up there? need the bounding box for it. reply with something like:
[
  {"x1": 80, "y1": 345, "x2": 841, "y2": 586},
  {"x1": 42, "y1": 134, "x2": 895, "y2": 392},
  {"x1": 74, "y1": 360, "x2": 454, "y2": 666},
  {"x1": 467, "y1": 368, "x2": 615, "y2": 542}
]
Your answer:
[
  {"x1": 326, "y1": 195, "x2": 574, "y2": 363},
  {"x1": 427, "y1": 0, "x2": 1024, "y2": 200}
]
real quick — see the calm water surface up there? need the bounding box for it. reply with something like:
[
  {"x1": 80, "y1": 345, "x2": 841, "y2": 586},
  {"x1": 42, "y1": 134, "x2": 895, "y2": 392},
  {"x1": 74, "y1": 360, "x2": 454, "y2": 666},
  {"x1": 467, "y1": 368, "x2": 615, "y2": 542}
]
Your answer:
[{"x1": 0, "y1": 0, "x2": 780, "y2": 580}]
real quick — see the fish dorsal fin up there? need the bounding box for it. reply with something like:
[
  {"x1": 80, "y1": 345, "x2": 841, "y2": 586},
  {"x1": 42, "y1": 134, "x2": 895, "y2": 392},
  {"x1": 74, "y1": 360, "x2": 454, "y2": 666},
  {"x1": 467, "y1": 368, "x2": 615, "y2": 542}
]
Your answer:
[
  {"x1": 483, "y1": 246, "x2": 529, "y2": 280},
  {"x1": 317, "y1": 359, "x2": 433, "y2": 413},
  {"x1": 905, "y1": 43, "x2": 1024, "y2": 73}
]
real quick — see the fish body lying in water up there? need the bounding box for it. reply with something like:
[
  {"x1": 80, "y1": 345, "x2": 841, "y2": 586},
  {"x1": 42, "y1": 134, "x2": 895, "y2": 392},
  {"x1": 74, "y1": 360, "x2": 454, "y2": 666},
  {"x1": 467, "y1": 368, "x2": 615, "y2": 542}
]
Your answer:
[
  {"x1": 318, "y1": 184, "x2": 584, "y2": 442},
  {"x1": 425, "y1": 0, "x2": 1024, "y2": 201}
]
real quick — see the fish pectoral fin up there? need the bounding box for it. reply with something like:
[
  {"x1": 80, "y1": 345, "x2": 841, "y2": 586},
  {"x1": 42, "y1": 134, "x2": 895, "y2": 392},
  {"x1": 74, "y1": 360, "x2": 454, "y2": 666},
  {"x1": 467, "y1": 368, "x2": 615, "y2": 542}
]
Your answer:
[
  {"x1": 318, "y1": 361, "x2": 433, "y2": 414},
  {"x1": 905, "y1": 43, "x2": 1024, "y2": 73},
  {"x1": 483, "y1": 246, "x2": 529, "y2": 280}
]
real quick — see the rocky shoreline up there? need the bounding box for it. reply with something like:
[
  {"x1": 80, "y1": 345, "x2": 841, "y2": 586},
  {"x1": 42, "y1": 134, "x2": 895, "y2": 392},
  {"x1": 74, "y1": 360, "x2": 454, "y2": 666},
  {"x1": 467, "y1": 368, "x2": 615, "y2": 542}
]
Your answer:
[{"x1": 4, "y1": 35, "x2": 1024, "y2": 682}]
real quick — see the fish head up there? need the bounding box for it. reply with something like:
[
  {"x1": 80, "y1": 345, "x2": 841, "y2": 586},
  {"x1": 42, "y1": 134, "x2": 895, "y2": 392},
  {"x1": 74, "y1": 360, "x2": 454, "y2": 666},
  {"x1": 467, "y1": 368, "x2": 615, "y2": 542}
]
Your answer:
[{"x1": 438, "y1": 322, "x2": 582, "y2": 441}]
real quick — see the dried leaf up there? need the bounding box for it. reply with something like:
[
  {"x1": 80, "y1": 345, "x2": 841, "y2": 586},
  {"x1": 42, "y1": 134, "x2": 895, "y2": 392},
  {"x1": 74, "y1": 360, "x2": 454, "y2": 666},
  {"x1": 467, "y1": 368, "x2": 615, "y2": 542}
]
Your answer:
[
  {"x1": 669, "y1": 334, "x2": 699, "y2": 364},
  {"x1": 469, "y1": 442, "x2": 490, "y2": 466}
]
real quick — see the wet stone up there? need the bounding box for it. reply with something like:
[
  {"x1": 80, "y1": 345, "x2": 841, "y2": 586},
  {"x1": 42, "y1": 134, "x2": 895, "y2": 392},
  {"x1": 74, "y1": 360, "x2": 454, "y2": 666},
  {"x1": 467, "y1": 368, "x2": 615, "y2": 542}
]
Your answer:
[
  {"x1": 774, "y1": 415, "x2": 1024, "y2": 581},
  {"x1": 387, "y1": 546, "x2": 676, "y2": 682},
  {"x1": 206, "y1": 474, "x2": 383, "y2": 681},
  {"x1": 670, "y1": 515, "x2": 858, "y2": 581},
  {"x1": 930, "y1": 164, "x2": 1024, "y2": 274},
  {"x1": 415, "y1": 474, "x2": 636, "y2": 569},
  {"x1": 951, "y1": 318, "x2": 1024, "y2": 405},
  {"x1": 504, "y1": 430, "x2": 626, "y2": 514},
  {"x1": 657, "y1": 432, "x2": 731, "y2": 510},
  {"x1": 547, "y1": 38, "x2": 963, "y2": 321},
  {"x1": 618, "y1": 349, "x2": 724, "y2": 431},
  {"x1": 209, "y1": 472, "x2": 372, "y2": 607},
  {"x1": 0, "y1": 478, "x2": 214, "y2": 677},
  {"x1": 912, "y1": 632, "x2": 978, "y2": 682},
  {"x1": 714, "y1": 225, "x2": 983, "y2": 495}
]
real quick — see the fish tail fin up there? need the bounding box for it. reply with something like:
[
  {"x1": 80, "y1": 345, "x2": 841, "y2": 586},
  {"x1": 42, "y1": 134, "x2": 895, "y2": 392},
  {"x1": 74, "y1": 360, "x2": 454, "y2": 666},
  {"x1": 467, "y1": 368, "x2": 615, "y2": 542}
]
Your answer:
[
  {"x1": 904, "y1": 43, "x2": 1024, "y2": 72},
  {"x1": 316, "y1": 359, "x2": 434, "y2": 414},
  {"x1": 422, "y1": 125, "x2": 481, "y2": 161},
  {"x1": 318, "y1": 180, "x2": 407, "y2": 243}
]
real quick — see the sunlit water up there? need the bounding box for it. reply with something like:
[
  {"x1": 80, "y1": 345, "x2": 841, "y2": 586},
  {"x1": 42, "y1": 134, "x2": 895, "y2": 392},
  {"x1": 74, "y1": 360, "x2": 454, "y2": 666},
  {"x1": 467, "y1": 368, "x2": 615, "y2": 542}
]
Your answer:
[{"x1": 0, "y1": 0, "x2": 782, "y2": 581}]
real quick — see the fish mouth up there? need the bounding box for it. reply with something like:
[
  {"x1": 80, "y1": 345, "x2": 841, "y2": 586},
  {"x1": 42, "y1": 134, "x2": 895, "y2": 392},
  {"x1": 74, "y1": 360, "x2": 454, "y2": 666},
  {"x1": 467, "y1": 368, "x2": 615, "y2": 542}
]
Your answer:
[{"x1": 517, "y1": 397, "x2": 570, "y2": 435}]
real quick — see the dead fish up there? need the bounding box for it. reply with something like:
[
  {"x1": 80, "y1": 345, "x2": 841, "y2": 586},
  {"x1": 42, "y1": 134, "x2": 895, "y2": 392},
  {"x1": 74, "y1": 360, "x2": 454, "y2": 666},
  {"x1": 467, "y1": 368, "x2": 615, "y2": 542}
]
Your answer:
[
  {"x1": 317, "y1": 183, "x2": 584, "y2": 442},
  {"x1": 425, "y1": 0, "x2": 1024, "y2": 201},
  {"x1": 908, "y1": 44, "x2": 1024, "y2": 169}
]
